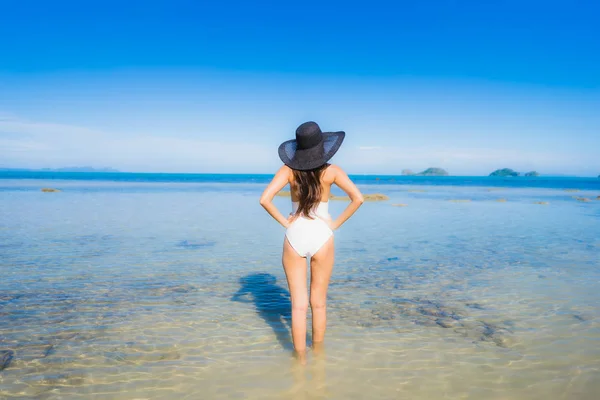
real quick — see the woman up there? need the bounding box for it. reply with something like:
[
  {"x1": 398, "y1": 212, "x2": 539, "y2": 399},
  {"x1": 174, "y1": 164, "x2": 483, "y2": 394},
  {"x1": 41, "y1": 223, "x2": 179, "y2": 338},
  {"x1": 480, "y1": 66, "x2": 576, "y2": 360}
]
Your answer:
[{"x1": 259, "y1": 121, "x2": 364, "y2": 357}]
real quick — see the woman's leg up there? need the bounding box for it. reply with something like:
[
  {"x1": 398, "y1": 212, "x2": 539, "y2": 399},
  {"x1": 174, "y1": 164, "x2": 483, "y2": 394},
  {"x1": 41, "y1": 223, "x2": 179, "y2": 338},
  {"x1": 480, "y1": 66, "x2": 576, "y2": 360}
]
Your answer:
[
  {"x1": 309, "y1": 236, "x2": 334, "y2": 343},
  {"x1": 282, "y1": 237, "x2": 309, "y2": 355}
]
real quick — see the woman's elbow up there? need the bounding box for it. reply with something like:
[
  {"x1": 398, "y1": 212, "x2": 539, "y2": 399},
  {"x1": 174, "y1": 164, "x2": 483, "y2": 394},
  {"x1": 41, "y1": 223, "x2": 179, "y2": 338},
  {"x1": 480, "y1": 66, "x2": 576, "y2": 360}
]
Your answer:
[
  {"x1": 259, "y1": 197, "x2": 269, "y2": 208},
  {"x1": 355, "y1": 194, "x2": 364, "y2": 205}
]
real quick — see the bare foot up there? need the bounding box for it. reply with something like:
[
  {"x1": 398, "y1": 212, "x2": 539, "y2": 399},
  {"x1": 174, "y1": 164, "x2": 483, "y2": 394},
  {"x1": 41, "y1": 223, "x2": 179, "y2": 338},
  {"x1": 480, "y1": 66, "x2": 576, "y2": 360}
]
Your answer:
[{"x1": 294, "y1": 349, "x2": 307, "y2": 365}]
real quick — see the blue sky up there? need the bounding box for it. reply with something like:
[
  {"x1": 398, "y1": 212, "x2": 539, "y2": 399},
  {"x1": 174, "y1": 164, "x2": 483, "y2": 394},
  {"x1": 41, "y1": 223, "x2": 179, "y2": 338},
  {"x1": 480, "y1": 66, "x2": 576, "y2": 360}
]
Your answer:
[{"x1": 1, "y1": 0, "x2": 599, "y2": 175}]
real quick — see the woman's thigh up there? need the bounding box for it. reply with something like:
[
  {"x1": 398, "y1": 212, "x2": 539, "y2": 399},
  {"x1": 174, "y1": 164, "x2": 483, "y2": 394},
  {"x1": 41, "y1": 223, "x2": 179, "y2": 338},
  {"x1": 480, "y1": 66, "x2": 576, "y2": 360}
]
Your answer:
[
  {"x1": 282, "y1": 237, "x2": 308, "y2": 304},
  {"x1": 310, "y1": 236, "x2": 334, "y2": 298}
]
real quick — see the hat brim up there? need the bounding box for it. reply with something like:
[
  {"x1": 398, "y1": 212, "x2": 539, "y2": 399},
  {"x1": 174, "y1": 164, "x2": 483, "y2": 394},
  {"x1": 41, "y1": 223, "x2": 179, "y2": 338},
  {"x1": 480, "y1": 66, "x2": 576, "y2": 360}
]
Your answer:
[{"x1": 278, "y1": 131, "x2": 345, "y2": 171}]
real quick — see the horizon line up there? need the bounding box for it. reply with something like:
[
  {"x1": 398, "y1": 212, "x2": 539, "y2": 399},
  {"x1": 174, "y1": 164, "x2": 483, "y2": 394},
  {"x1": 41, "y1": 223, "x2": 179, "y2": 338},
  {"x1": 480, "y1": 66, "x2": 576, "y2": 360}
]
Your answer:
[{"x1": 1, "y1": 168, "x2": 598, "y2": 179}]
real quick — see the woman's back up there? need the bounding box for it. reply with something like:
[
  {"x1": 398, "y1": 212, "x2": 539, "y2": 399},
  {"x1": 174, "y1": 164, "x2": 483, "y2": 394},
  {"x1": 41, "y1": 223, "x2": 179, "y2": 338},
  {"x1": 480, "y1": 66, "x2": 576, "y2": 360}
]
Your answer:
[{"x1": 289, "y1": 164, "x2": 337, "y2": 204}]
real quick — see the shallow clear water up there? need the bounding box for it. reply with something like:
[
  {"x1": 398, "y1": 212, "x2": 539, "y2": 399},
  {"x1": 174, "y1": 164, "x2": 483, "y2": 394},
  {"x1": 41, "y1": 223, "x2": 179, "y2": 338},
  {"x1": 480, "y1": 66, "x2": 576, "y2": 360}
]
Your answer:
[{"x1": 1, "y1": 179, "x2": 599, "y2": 399}]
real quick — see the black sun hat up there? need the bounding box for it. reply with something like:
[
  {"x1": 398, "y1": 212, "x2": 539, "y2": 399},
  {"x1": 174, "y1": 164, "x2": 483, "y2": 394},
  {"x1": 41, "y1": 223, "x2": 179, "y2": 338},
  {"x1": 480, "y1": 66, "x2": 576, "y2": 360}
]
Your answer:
[{"x1": 278, "y1": 121, "x2": 345, "y2": 171}]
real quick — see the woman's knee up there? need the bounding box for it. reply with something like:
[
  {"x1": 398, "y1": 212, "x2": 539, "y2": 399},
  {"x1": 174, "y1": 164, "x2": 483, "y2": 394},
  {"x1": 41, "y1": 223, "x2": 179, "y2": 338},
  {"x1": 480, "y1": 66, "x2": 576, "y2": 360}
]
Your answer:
[
  {"x1": 310, "y1": 295, "x2": 326, "y2": 310},
  {"x1": 292, "y1": 297, "x2": 309, "y2": 313}
]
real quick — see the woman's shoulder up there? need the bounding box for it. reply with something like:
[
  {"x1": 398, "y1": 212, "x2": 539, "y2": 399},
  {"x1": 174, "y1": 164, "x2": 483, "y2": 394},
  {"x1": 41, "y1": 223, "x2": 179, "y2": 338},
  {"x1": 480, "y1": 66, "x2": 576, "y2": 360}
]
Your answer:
[
  {"x1": 323, "y1": 164, "x2": 345, "y2": 181},
  {"x1": 278, "y1": 164, "x2": 294, "y2": 182},
  {"x1": 325, "y1": 164, "x2": 345, "y2": 175}
]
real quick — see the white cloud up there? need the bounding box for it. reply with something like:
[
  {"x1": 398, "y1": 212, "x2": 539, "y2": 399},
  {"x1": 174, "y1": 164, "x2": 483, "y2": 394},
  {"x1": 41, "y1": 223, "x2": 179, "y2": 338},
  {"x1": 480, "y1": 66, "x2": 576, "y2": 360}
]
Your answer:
[
  {"x1": 0, "y1": 115, "x2": 276, "y2": 172},
  {"x1": 2, "y1": 114, "x2": 598, "y2": 175},
  {"x1": 357, "y1": 146, "x2": 382, "y2": 151}
]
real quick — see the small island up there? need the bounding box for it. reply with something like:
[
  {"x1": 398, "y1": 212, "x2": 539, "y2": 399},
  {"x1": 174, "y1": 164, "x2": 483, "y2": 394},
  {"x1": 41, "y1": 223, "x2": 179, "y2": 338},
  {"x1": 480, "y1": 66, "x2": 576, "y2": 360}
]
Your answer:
[
  {"x1": 401, "y1": 169, "x2": 415, "y2": 176},
  {"x1": 40, "y1": 166, "x2": 120, "y2": 172},
  {"x1": 490, "y1": 168, "x2": 519, "y2": 177},
  {"x1": 524, "y1": 171, "x2": 540, "y2": 177},
  {"x1": 416, "y1": 167, "x2": 448, "y2": 176}
]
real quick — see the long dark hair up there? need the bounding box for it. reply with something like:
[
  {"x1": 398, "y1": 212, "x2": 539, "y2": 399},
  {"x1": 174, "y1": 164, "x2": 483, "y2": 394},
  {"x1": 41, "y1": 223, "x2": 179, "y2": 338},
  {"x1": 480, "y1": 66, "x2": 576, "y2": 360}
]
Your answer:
[{"x1": 292, "y1": 163, "x2": 329, "y2": 218}]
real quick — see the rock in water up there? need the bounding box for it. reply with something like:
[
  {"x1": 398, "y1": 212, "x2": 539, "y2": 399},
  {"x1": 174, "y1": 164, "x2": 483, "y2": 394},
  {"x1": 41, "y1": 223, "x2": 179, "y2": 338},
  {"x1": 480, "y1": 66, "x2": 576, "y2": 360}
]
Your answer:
[
  {"x1": 489, "y1": 168, "x2": 519, "y2": 177},
  {"x1": 41, "y1": 188, "x2": 61, "y2": 192},
  {"x1": 534, "y1": 201, "x2": 549, "y2": 205},
  {"x1": 330, "y1": 193, "x2": 389, "y2": 202},
  {"x1": 1, "y1": 350, "x2": 14, "y2": 371},
  {"x1": 573, "y1": 197, "x2": 591, "y2": 202},
  {"x1": 329, "y1": 194, "x2": 350, "y2": 201},
  {"x1": 364, "y1": 193, "x2": 389, "y2": 201}
]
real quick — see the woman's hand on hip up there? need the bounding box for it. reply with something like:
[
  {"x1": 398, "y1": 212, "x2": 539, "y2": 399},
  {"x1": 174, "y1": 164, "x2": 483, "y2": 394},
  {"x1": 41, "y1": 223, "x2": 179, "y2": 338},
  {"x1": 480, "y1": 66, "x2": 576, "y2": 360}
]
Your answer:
[
  {"x1": 320, "y1": 215, "x2": 337, "y2": 231},
  {"x1": 284, "y1": 214, "x2": 297, "y2": 229}
]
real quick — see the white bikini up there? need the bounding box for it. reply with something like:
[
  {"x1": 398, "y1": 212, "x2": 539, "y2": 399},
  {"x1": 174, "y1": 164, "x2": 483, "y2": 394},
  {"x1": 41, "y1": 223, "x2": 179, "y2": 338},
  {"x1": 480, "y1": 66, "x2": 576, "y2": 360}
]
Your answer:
[{"x1": 285, "y1": 201, "x2": 333, "y2": 258}]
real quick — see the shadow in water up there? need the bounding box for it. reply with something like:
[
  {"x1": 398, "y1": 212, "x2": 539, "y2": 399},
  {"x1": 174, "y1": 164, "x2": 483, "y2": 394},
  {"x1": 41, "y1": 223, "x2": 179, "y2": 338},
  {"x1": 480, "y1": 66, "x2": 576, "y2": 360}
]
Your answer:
[{"x1": 232, "y1": 273, "x2": 293, "y2": 350}]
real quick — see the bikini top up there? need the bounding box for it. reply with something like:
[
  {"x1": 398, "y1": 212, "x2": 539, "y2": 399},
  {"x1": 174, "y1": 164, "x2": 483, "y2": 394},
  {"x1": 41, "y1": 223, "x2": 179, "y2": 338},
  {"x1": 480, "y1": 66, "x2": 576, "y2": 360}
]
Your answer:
[{"x1": 291, "y1": 201, "x2": 330, "y2": 219}]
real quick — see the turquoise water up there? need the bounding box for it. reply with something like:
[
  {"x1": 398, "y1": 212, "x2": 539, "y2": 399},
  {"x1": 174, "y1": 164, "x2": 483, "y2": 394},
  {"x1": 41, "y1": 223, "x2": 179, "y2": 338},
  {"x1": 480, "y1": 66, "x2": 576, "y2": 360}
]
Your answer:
[
  {"x1": 2, "y1": 170, "x2": 600, "y2": 189},
  {"x1": 1, "y1": 176, "x2": 599, "y2": 399}
]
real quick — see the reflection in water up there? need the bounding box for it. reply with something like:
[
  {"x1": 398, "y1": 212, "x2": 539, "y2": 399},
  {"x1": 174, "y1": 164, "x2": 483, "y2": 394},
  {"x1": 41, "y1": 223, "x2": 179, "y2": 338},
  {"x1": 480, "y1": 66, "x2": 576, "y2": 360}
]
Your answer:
[
  {"x1": 311, "y1": 342, "x2": 327, "y2": 395},
  {"x1": 288, "y1": 342, "x2": 328, "y2": 399},
  {"x1": 232, "y1": 273, "x2": 293, "y2": 350},
  {"x1": 232, "y1": 273, "x2": 330, "y2": 399}
]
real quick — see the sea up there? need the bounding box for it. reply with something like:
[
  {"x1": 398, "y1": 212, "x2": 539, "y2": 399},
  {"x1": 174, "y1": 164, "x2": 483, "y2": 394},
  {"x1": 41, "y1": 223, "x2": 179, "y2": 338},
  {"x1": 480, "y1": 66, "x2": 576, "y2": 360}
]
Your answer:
[{"x1": 1, "y1": 171, "x2": 599, "y2": 399}]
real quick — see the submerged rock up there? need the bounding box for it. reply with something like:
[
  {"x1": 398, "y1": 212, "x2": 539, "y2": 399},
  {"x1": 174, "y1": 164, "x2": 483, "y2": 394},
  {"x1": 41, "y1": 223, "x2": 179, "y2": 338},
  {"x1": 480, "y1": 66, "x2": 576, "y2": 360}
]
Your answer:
[
  {"x1": 573, "y1": 196, "x2": 591, "y2": 202},
  {"x1": 465, "y1": 302, "x2": 485, "y2": 310},
  {"x1": 392, "y1": 203, "x2": 408, "y2": 207},
  {"x1": 454, "y1": 320, "x2": 513, "y2": 348},
  {"x1": 329, "y1": 193, "x2": 389, "y2": 202},
  {"x1": 436, "y1": 318, "x2": 458, "y2": 328},
  {"x1": 18, "y1": 343, "x2": 54, "y2": 361},
  {"x1": 364, "y1": 193, "x2": 389, "y2": 201},
  {"x1": 1, "y1": 350, "x2": 14, "y2": 370},
  {"x1": 41, "y1": 188, "x2": 61, "y2": 192},
  {"x1": 154, "y1": 284, "x2": 198, "y2": 295},
  {"x1": 177, "y1": 240, "x2": 216, "y2": 249},
  {"x1": 329, "y1": 194, "x2": 350, "y2": 201},
  {"x1": 534, "y1": 201, "x2": 549, "y2": 205}
]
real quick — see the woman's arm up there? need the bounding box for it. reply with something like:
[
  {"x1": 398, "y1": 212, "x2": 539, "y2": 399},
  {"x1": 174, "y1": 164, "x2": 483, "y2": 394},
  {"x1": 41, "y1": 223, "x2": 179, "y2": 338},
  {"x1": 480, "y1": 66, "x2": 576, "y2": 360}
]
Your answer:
[
  {"x1": 330, "y1": 165, "x2": 364, "y2": 230},
  {"x1": 259, "y1": 165, "x2": 293, "y2": 228}
]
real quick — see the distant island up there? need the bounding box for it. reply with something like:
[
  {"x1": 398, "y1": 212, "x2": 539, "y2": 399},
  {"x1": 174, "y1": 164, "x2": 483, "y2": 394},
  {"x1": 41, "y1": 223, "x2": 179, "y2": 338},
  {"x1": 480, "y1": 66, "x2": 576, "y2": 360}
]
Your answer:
[
  {"x1": 0, "y1": 167, "x2": 120, "y2": 173},
  {"x1": 416, "y1": 167, "x2": 449, "y2": 176},
  {"x1": 489, "y1": 168, "x2": 519, "y2": 177},
  {"x1": 489, "y1": 168, "x2": 543, "y2": 177},
  {"x1": 401, "y1": 169, "x2": 415, "y2": 176},
  {"x1": 41, "y1": 167, "x2": 120, "y2": 172}
]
